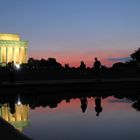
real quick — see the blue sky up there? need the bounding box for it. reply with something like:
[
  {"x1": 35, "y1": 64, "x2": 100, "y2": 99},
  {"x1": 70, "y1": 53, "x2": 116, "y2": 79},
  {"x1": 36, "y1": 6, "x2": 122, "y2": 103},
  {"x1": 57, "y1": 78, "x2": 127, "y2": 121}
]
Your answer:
[{"x1": 0, "y1": 0, "x2": 140, "y2": 66}]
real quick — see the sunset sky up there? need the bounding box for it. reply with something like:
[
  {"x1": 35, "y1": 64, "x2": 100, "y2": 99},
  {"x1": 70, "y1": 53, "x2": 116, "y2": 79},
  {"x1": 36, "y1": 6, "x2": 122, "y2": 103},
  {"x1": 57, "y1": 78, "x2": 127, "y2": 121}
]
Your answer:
[{"x1": 0, "y1": 0, "x2": 140, "y2": 67}]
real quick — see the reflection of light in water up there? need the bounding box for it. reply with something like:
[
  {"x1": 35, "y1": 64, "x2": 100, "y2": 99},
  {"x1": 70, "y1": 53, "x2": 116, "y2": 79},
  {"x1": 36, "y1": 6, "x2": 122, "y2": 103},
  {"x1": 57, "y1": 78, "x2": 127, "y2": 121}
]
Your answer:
[
  {"x1": 17, "y1": 100, "x2": 21, "y2": 105},
  {"x1": 17, "y1": 95, "x2": 21, "y2": 105},
  {"x1": 0, "y1": 100, "x2": 30, "y2": 132}
]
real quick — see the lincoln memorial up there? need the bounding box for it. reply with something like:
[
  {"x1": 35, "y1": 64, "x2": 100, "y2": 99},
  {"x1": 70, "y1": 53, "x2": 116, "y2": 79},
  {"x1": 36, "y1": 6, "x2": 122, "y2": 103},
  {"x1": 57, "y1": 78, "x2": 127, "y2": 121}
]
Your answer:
[{"x1": 0, "y1": 33, "x2": 28, "y2": 66}]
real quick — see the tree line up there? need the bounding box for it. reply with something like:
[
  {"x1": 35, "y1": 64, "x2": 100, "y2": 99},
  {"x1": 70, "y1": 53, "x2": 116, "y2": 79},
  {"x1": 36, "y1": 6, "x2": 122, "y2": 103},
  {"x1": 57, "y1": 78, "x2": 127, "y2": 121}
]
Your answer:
[{"x1": 0, "y1": 48, "x2": 140, "y2": 81}]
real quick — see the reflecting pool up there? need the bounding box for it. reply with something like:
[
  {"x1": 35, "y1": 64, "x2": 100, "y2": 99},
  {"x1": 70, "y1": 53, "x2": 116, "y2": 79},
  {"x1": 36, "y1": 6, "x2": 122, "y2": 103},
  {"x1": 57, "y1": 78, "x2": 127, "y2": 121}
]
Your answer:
[{"x1": 1, "y1": 93, "x2": 140, "y2": 140}]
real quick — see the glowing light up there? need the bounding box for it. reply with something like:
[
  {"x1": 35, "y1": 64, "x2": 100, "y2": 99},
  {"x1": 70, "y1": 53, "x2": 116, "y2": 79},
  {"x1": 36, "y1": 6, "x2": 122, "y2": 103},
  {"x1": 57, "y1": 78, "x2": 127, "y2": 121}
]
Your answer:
[
  {"x1": 17, "y1": 95, "x2": 21, "y2": 105},
  {"x1": 17, "y1": 100, "x2": 21, "y2": 105},
  {"x1": 15, "y1": 64, "x2": 20, "y2": 69}
]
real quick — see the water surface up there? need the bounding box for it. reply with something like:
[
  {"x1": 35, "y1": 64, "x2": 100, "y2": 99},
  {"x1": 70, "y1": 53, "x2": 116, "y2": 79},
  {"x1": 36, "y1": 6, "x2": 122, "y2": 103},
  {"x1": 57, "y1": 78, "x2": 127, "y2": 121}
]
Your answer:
[{"x1": 1, "y1": 94, "x2": 140, "y2": 140}]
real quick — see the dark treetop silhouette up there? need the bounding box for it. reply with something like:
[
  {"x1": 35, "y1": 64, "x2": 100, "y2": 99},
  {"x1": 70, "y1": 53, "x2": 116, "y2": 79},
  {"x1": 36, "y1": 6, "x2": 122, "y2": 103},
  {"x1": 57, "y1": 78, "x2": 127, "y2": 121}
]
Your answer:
[
  {"x1": 0, "y1": 48, "x2": 140, "y2": 81},
  {"x1": 0, "y1": 91, "x2": 140, "y2": 115}
]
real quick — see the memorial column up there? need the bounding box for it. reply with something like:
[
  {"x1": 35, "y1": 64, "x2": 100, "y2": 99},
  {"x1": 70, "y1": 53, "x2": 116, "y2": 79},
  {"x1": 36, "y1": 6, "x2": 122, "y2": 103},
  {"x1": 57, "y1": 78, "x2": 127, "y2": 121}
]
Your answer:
[
  {"x1": 0, "y1": 47, "x2": 1, "y2": 63},
  {"x1": 6, "y1": 47, "x2": 8, "y2": 64}
]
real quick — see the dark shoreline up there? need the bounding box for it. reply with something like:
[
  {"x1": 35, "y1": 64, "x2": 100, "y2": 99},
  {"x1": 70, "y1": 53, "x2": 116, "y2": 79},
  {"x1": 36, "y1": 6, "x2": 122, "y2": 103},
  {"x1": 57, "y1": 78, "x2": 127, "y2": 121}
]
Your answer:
[
  {"x1": 0, "y1": 117, "x2": 31, "y2": 140},
  {"x1": 0, "y1": 78, "x2": 140, "y2": 95}
]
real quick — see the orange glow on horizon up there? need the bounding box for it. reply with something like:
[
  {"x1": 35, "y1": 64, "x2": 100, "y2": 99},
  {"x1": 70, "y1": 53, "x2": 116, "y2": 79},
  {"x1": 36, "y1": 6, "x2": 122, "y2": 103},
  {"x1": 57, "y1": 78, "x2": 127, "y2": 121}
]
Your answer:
[
  {"x1": 34, "y1": 96, "x2": 132, "y2": 114},
  {"x1": 28, "y1": 49, "x2": 131, "y2": 67}
]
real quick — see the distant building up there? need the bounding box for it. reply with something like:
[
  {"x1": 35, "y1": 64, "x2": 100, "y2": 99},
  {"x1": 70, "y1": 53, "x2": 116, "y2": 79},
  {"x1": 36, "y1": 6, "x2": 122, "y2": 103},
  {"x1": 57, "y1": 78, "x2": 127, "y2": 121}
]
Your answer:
[{"x1": 0, "y1": 33, "x2": 28, "y2": 66}]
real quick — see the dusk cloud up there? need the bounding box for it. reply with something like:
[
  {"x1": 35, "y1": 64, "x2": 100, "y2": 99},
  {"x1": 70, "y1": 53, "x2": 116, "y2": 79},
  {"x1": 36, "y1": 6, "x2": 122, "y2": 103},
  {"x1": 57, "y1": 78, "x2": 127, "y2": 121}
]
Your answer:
[{"x1": 107, "y1": 57, "x2": 131, "y2": 62}]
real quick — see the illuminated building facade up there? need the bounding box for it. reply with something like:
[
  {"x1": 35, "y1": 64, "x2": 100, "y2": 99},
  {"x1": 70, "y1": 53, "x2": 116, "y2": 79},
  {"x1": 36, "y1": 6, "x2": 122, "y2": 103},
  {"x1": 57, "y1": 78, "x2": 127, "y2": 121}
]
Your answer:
[{"x1": 0, "y1": 33, "x2": 28, "y2": 66}]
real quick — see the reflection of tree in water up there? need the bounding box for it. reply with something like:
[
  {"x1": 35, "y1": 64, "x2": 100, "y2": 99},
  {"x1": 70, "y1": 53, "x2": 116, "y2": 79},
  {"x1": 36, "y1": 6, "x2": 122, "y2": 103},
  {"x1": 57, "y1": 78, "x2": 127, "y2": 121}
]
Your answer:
[
  {"x1": 65, "y1": 97, "x2": 71, "y2": 103},
  {"x1": 95, "y1": 96, "x2": 102, "y2": 116},
  {"x1": 132, "y1": 96, "x2": 140, "y2": 111},
  {"x1": 1, "y1": 92, "x2": 140, "y2": 119},
  {"x1": 80, "y1": 97, "x2": 88, "y2": 113}
]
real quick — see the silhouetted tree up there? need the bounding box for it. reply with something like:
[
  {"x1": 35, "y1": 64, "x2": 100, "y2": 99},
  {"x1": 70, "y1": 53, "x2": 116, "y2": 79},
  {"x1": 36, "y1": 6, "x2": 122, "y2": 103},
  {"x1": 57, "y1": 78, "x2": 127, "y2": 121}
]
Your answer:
[
  {"x1": 80, "y1": 97, "x2": 88, "y2": 113},
  {"x1": 132, "y1": 96, "x2": 140, "y2": 111},
  {"x1": 40, "y1": 58, "x2": 47, "y2": 67},
  {"x1": 125, "y1": 60, "x2": 137, "y2": 69},
  {"x1": 28, "y1": 57, "x2": 35, "y2": 64},
  {"x1": 79, "y1": 61, "x2": 86, "y2": 72},
  {"x1": 28, "y1": 57, "x2": 38, "y2": 68},
  {"x1": 112, "y1": 62, "x2": 125, "y2": 70},
  {"x1": 46, "y1": 57, "x2": 62, "y2": 69},
  {"x1": 65, "y1": 64, "x2": 70, "y2": 69},
  {"x1": 27, "y1": 57, "x2": 63, "y2": 70},
  {"x1": 131, "y1": 48, "x2": 140, "y2": 62}
]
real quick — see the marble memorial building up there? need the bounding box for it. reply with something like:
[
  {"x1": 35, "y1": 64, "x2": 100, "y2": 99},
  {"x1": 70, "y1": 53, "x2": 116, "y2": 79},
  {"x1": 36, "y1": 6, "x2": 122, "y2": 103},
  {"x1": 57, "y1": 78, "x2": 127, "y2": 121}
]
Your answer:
[{"x1": 0, "y1": 33, "x2": 28, "y2": 66}]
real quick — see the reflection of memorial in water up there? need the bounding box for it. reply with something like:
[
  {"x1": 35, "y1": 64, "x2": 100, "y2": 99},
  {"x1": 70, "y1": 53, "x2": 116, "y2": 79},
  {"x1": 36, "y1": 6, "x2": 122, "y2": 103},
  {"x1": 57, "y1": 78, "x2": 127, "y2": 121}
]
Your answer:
[{"x1": 0, "y1": 102, "x2": 29, "y2": 132}]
